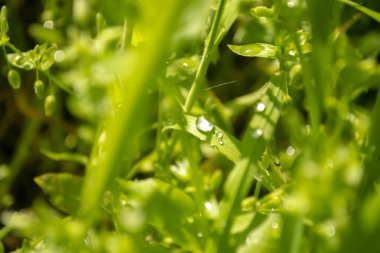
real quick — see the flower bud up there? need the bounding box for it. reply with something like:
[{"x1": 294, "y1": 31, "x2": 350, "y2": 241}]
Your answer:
[
  {"x1": 34, "y1": 80, "x2": 45, "y2": 99},
  {"x1": 44, "y1": 94, "x2": 56, "y2": 116},
  {"x1": 7, "y1": 69, "x2": 21, "y2": 89}
]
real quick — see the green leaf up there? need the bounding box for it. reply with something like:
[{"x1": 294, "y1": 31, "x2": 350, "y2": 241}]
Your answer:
[
  {"x1": 165, "y1": 114, "x2": 242, "y2": 163},
  {"x1": 34, "y1": 173, "x2": 82, "y2": 214},
  {"x1": 339, "y1": 0, "x2": 380, "y2": 23},
  {"x1": 41, "y1": 149, "x2": 88, "y2": 165},
  {"x1": 228, "y1": 43, "x2": 277, "y2": 58},
  {"x1": 117, "y1": 178, "x2": 201, "y2": 252}
]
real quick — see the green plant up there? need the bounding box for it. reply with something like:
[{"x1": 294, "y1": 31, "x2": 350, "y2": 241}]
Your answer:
[{"x1": 1, "y1": 0, "x2": 380, "y2": 252}]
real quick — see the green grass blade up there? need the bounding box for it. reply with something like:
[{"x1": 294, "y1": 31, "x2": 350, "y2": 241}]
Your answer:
[
  {"x1": 214, "y1": 73, "x2": 286, "y2": 252},
  {"x1": 41, "y1": 149, "x2": 88, "y2": 165},
  {"x1": 339, "y1": 0, "x2": 380, "y2": 23},
  {"x1": 80, "y1": 0, "x2": 190, "y2": 222}
]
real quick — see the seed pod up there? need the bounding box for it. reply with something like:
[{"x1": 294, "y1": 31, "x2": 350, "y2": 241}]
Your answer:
[
  {"x1": 44, "y1": 94, "x2": 56, "y2": 116},
  {"x1": 7, "y1": 69, "x2": 21, "y2": 89},
  {"x1": 1, "y1": 17, "x2": 8, "y2": 34},
  {"x1": 34, "y1": 80, "x2": 45, "y2": 99}
]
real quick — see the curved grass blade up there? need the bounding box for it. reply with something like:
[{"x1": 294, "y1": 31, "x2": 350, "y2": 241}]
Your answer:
[
  {"x1": 41, "y1": 149, "x2": 88, "y2": 165},
  {"x1": 339, "y1": 0, "x2": 380, "y2": 23}
]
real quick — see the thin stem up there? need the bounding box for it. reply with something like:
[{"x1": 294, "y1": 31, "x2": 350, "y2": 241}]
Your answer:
[
  {"x1": 254, "y1": 181, "x2": 262, "y2": 200},
  {"x1": 5, "y1": 42, "x2": 21, "y2": 53},
  {"x1": 184, "y1": 0, "x2": 226, "y2": 113},
  {"x1": 120, "y1": 18, "x2": 133, "y2": 50}
]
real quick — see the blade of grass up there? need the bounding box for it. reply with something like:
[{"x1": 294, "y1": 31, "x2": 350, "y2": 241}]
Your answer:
[
  {"x1": 79, "y1": 0, "x2": 190, "y2": 222},
  {"x1": 339, "y1": 0, "x2": 380, "y2": 23},
  {"x1": 211, "y1": 73, "x2": 286, "y2": 252},
  {"x1": 184, "y1": 0, "x2": 227, "y2": 113}
]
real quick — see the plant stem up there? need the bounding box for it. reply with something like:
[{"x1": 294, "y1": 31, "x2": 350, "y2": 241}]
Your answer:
[{"x1": 184, "y1": 0, "x2": 226, "y2": 113}]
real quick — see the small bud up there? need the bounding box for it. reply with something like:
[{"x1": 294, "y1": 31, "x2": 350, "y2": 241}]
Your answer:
[
  {"x1": 7, "y1": 69, "x2": 21, "y2": 89},
  {"x1": 1, "y1": 17, "x2": 8, "y2": 34},
  {"x1": 34, "y1": 80, "x2": 45, "y2": 99},
  {"x1": 0, "y1": 6, "x2": 7, "y2": 19},
  {"x1": 44, "y1": 94, "x2": 56, "y2": 116}
]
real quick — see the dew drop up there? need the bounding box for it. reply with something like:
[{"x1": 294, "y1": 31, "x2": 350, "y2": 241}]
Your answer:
[
  {"x1": 197, "y1": 232, "x2": 204, "y2": 238},
  {"x1": 216, "y1": 131, "x2": 223, "y2": 139},
  {"x1": 256, "y1": 102, "x2": 266, "y2": 112},
  {"x1": 286, "y1": 145, "x2": 296, "y2": 156},
  {"x1": 274, "y1": 157, "x2": 281, "y2": 166},
  {"x1": 211, "y1": 144, "x2": 218, "y2": 150},
  {"x1": 43, "y1": 20, "x2": 54, "y2": 29},
  {"x1": 252, "y1": 128, "x2": 263, "y2": 138},
  {"x1": 218, "y1": 140, "x2": 224, "y2": 145},
  {"x1": 272, "y1": 222, "x2": 279, "y2": 229},
  {"x1": 182, "y1": 62, "x2": 188, "y2": 68},
  {"x1": 243, "y1": 49, "x2": 253, "y2": 55},
  {"x1": 196, "y1": 116, "x2": 214, "y2": 133}
]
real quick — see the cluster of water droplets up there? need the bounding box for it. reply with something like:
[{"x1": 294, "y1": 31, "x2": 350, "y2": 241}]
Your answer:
[
  {"x1": 215, "y1": 130, "x2": 223, "y2": 145},
  {"x1": 195, "y1": 116, "x2": 225, "y2": 150}
]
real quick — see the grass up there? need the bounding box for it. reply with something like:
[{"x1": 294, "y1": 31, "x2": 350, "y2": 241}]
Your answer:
[{"x1": 1, "y1": 0, "x2": 380, "y2": 252}]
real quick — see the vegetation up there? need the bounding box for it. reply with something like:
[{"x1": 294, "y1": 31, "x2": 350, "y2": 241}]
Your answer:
[{"x1": 1, "y1": 0, "x2": 380, "y2": 252}]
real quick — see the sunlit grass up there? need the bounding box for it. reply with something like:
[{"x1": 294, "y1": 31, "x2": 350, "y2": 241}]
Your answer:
[{"x1": 1, "y1": 0, "x2": 380, "y2": 252}]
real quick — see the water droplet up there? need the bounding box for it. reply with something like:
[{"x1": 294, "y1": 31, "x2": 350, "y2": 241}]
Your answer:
[
  {"x1": 43, "y1": 20, "x2": 54, "y2": 29},
  {"x1": 196, "y1": 116, "x2": 214, "y2": 133},
  {"x1": 274, "y1": 157, "x2": 281, "y2": 166},
  {"x1": 243, "y1": 49, "x2": 253, "y2": 55},
  {"x1": 182, "y1": 62, "x2": 188, "y2": 68},
  {"x1": 197, "y1": 232, "x2": 203, "y2": 238},
  {"x1": 218, "y1": 140, "x2": 224, "y2": 145},
  {"x1": 256, "y1": 102, "x2": 266, "y2": 112},
  {"x1": 252, "y1": 128, "x2": 263, "y2": 138},
  {"x1": 286, "y1": 145, "x2": 296, "y2": 156},
  {"x1": 216, "y1": 131, "x2": 223, "y2": 139},
  {"x1": 288, "y1": 50, "x2": 296, "y2": 56},
  {"x1": 272, "y1": 222, "x2": 279, "y2": 229},
  {"x1": 211, "y1": 144, "x2": 218, "y2": 150},
  {"x1": 54, "y1": 50, "x2": 66, "y2": 62}
]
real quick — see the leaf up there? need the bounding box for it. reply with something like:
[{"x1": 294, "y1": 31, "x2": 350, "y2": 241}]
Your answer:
[
  {"x1": 228, "y1": 43, "x2": 277, "y2": 58},
  {"x1": 165, "y1": 114, "x2": 242, "y2": 163},
  {"x1": 117, "y1": 178, "x2": 201, "y2": 252},
  {"x1": 41, "y1": 149, "x2": 88, "y2": 165},
  {"x1": 339, "y1": 0, "x2": 380, "y2": 23},
  {"x1": 34, "y1": 173, "x2": 82, "y2": 214}
]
